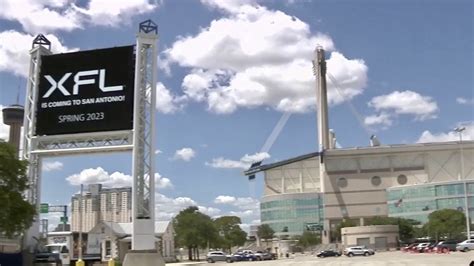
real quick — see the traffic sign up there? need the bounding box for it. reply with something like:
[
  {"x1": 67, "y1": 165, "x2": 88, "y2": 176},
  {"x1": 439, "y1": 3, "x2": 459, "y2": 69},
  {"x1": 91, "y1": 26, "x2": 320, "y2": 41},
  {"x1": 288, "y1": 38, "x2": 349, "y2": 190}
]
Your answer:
[{"x1": 40, "y1": 203, "x2": 49, "y2": 213}]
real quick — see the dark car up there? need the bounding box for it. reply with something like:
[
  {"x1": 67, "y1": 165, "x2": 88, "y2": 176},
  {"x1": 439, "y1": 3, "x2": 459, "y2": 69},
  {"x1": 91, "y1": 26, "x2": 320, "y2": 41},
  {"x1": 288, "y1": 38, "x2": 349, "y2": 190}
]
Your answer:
[
  {"x1": 316, "y1": 250, "x2": 341, "y2": 258},
  {"x1": 422, "y1": 243, "x2": 437, "y2": 253},
  {"x1": 436, "y1": 240, "x2": 458, "y2": 252}
]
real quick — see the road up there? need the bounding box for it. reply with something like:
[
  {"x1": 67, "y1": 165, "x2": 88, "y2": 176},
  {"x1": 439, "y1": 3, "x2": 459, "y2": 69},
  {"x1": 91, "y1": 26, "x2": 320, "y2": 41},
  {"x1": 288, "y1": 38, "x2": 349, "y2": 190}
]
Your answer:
[{"x1": 168, "y1": 251, "x2": 474, "y2": 266}]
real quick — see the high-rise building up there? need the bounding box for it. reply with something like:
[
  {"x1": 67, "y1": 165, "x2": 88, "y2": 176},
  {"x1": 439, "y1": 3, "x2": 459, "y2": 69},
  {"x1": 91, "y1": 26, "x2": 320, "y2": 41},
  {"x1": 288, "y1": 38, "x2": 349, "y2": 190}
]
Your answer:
[{"x1": 71, "y1": 184, "x2": 131, "y2": 232}]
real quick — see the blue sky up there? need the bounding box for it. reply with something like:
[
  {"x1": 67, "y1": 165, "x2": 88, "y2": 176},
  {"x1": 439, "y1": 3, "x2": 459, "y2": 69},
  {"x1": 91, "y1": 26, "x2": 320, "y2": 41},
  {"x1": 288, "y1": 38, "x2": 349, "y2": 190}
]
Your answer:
[{"x1": 0, "y1": 0, "x2": 472, "y2": 231}]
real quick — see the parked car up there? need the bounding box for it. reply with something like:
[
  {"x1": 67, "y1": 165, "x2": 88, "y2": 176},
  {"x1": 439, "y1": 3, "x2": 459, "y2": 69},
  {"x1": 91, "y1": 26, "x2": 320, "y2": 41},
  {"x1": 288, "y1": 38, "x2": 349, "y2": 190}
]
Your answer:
[
  {"x1": 343, "y1": 246, "x2": 375, "y2": 257},
  {"x1": 436, "y1": 240, "x2": 458, "y2": 252},
  {"x1": 456, "y1": 239, "x2": 474, "y2": 252},
  {"x1": 254, "y1": 251, "x2": 274, "y2": 260},
  {"x1": 402, "y1": 243, "x2": 418, "y2": 252},
  {"x1": 232, "y1": 251, "x2": 257, "y2": 261},
  {"x1": 422, "y1": 243, "x2": 437, "y2": 253},
  {"x1": 206, "y1": 251, "x2": 235, "y2": 263},
  {"x1": 415, "y1": 242, "x2": 431, "y2": 253},
  {"x1": 316, "y1": 250, "x2": 341, "y2": 258}
]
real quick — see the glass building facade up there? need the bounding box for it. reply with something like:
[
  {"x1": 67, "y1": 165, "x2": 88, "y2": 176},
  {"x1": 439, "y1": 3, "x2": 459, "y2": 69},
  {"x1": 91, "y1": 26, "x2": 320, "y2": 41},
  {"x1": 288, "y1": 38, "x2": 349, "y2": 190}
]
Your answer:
[
  {"x1": 260, "y1": 193, "x2": 324, "y2": 236},
  {"x1": 387, "y1": 180, "x2": 474, "y2": 224}
]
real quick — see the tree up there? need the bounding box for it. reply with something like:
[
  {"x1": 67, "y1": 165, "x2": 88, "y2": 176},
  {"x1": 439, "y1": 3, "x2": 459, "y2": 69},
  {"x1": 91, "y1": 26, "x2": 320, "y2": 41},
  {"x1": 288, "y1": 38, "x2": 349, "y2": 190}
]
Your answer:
[
  {"x1": 257, "y1": 224, "x2": 274, "y2": 245},
  {"x1": 0, "y1": 142, "x2": 35, "y2": 237},
  {"x1": 297, "y1": 231, "x2": 321, "y2": 248},
  {"x1": 423, "y1": 209, "x2": 466, "y2": 241},
  {"x1": 173, "y1": 206, "x2": 218, "y2": 261},
  {"x1": 366, "y1": 216, "x2": 420, "y2": 242},
  {"x1": 214, "y1": 216, "x2": 247, "y2": 253},
  {"x1": 333, "y1": 219, "x2": 357, "y2": 242}
]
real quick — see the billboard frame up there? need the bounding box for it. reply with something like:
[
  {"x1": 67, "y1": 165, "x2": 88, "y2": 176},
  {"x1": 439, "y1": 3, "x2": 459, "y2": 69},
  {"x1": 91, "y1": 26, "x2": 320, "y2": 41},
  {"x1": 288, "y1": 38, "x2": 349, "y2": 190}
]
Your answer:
[{"x1": 22, "y1": 21, "x2": 158, "y2": 254}]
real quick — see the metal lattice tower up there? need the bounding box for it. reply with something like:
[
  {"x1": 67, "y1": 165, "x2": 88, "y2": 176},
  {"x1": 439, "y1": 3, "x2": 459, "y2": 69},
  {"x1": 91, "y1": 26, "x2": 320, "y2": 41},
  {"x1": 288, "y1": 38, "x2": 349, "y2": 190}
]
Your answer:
[
  {"x1": 131, "y1": 19, "x2": 158, "y2": 250},
  {"x1": 23, "y1": 35, "x2": 52, "y2": 246}
]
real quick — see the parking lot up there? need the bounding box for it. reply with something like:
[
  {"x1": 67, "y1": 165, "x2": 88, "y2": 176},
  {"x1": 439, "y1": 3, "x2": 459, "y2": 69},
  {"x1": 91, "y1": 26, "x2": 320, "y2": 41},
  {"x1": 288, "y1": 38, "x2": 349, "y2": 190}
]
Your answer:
[{"x1": 169, "y1": 251, "x2": 474, "y2": 266}]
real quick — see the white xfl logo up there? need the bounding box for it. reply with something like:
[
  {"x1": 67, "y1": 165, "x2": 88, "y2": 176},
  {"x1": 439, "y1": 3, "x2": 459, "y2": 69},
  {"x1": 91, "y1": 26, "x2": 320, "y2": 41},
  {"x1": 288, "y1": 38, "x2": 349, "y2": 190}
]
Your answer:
[{"x1": 42, "y1": 69, "x2": 124, "y2": 98}]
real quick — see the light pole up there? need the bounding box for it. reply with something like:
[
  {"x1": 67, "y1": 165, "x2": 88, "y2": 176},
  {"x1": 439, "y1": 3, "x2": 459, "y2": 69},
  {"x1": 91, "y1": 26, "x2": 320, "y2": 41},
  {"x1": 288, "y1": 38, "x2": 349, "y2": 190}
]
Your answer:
[{"x1": 454, "y1": 126, "x2": 470, "y2": 239}]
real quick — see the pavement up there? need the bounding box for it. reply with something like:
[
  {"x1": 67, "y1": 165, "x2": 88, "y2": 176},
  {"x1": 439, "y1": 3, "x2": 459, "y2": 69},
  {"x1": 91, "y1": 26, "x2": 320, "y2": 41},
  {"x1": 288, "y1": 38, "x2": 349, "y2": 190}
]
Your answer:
[{"x1": 166, "y1": 251, "x2": 474, "y2": 266}]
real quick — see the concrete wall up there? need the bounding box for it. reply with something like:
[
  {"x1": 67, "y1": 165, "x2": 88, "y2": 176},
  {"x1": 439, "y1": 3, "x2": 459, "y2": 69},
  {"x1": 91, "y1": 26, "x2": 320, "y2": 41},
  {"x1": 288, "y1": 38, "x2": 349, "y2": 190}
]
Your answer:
[{"x1": 341, "y1": 225, "x2": 399, "y2": 250}]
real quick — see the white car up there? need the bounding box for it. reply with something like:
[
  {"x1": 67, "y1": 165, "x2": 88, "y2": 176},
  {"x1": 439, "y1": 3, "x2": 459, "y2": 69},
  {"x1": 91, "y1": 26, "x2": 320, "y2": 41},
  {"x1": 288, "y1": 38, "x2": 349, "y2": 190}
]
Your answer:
[
  {"x1": 456, "y1": 239, "x2": 474, "y2": 252},
  {"x1": 343, "y1": 246, "x2": 375, "y2": 257},
  {"x1": 415, "y1": 242, "x2": 431, "y2": 252},
  {"x1": 206, "y1": 251, "x2": 235, "y2": 263}
]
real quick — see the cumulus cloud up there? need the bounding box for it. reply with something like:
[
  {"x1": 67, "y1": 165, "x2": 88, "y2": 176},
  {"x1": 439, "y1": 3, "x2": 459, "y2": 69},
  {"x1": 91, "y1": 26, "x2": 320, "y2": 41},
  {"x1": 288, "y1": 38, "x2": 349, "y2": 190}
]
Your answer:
[
  {"x1": 364, "y1": 112, "x2": 393, "y2": 130},
  {"x1": 155, "y1": 82, "x2": 186, "y2": 114},
  {"x1": 43, "y1": 161, "x2": 64, "y2": 172},
  {"x1": 214, "y1": 195, "x2": 259, "y2": 210},
  {"x1": 417, "y1": 122, "x2": 474, "y2": 143},
  {"x1": 155, "y1": 193, "x2": 222, "y2": 220},
  {"x1": 206, "y1": 152, "x2": 270, "y2": 169},
  {"x1": 163, "y1": 3, "x2": 367, "y2": 114},
  {"x1": 367, "y1": 90, "x2": 439, "y2": 125},
  {"x1": 214, "y1": 195, "x2": 236, "y2": 204},
  {"x1": 456, "y1": 97, "x2": 474, "y2": 105},
  {"x1": 0, "y1": 30, "x2": 76, "y2": 77},
  {"x1": 0, "y1": 0, "x2": 82, "y2": 33},
  {"x1": 74, "y1": 0, "x2": 158, "y2": 27},
  {"x1": 173, "y1": 147, "x2": 196, "y2": 161},
  {"x1": 66, "y1": 167, "x2": 172, "y2": 189},
  {"x1": 0, "y1": 0, "x2": 158, "y2": 33}
]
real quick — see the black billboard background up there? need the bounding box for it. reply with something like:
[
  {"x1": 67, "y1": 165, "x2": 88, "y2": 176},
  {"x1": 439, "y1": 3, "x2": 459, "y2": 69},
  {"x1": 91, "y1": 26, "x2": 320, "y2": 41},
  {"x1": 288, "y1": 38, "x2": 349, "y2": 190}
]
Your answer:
[{"x1": 35, "y1": 46, "x2": 135, "y2": 136}]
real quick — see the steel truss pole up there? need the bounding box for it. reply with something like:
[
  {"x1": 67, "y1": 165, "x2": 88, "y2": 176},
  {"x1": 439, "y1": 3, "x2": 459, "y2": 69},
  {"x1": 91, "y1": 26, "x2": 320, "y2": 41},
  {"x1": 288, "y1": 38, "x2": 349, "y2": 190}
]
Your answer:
[
  {"x1": 131, "y1": 20, "x2": 158, "y2": 251},
  {"x1": 23, "y1": 35, "x2": 52, "y2": 249}
]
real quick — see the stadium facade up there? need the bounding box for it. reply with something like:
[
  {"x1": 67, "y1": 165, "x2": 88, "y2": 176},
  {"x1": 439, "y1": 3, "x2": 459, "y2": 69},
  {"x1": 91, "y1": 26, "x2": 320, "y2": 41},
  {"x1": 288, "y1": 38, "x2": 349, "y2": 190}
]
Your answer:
[{"x1": 244, "y1": 48, "x2": 473, "y2": 244}]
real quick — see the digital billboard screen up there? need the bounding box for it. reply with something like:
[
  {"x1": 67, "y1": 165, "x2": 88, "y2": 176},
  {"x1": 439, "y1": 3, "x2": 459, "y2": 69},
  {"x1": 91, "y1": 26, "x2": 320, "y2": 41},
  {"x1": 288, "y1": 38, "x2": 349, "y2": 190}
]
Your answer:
[{"x1": 35, "y1": 46, "x2": 135, "y2": 136}]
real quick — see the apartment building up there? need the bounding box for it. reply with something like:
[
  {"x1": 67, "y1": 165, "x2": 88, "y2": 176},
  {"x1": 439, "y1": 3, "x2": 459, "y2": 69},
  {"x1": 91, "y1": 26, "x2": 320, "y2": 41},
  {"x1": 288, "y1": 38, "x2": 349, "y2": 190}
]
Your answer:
[{"x1": 71, "y1": 184, "x2": 131, "y2": 232}]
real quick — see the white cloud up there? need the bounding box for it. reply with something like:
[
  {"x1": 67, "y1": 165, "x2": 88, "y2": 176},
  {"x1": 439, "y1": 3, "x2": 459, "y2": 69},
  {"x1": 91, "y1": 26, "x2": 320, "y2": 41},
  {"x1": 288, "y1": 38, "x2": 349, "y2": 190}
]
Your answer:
[
  {"x1": 74, "y1": 0, "x2": 158, "y2": 27},
  {"x1": 368, "y1": 90, "x2": 439, "y2": 121},
  {"x1": 364, "y1": 112, "x2": 393, "y2": 127},
  {"x1": 198, "y1": 206, "x2": 222, "y2": 217},
  {"x1": 173, "y1": 147, "x2": 196, "y2": 161},
  {"x1": 155, "y1": 82, "x2": 186, "y2": 114},
  {"x1": 417, "y1": 122, "x2": 474, "y2": 143},
  {"x1": 164, "y1": 3, "x2": 367, "y2": 114},
  {"x1": 0, "y1": 0, "x2": 158, "y2": 33},
  {"x1": 0, "y1": 0, "x2": 81, "y2": 33},
  {"x1": 214, "y1": 195, "x2": 259, "y2": 211},
  {"x1": 201, "y1": 0, "x2": 257, "y2": 13},
  {"x1": 66, "y1": 167, "x2": 172, "y2": 189},
  {"x1": 0, "y1": 106, "x2": 10, "y2": 141},
  {"x1": 43, "y1": 161, "x2": 63, "y2": 172},
  {"x1": 0, "y1": 30, "x2": 76, "y2": 77},
  {"x1": 214, "y1": 195, "x2": 236, "y2": 204},
  {"x1": 154, "y1": 149, "x2": 162, "y2": 154},
  {"x1": 456, "y1": 97, "x2": 474, "y2": 105},
  {"x1": 154, "y1": 173, "x2": 173, "y2": 189},
  {"x1": 206, "y1": 152, "x2": 269, "y2": 169},
  {"x1": 155, "y1": 194, "x2": 198, "y2": 220}
]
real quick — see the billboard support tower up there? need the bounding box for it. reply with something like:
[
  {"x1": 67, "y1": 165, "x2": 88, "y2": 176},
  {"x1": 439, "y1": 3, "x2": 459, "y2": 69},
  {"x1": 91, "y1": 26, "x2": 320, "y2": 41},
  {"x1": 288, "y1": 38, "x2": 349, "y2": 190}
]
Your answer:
[
  {"x1": 23, "y1": 34, "x2": 52, "y2": 249},
  {"x1": 123, "y1": 19, "x2": 164, "y2": 266}
]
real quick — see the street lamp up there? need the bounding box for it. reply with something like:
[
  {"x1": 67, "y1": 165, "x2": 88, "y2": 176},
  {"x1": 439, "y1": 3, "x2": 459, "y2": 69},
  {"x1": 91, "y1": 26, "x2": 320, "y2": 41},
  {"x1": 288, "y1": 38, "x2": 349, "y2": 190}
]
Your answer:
[{"x1": 453, "y1": 126, "x2": 471, "y2": 239}]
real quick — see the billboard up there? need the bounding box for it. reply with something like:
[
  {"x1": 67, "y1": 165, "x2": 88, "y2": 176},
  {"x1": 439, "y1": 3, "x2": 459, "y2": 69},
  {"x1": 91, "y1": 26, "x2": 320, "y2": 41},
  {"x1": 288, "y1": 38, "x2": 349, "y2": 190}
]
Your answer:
[{"x1": 35, "y1": 46, "x2": 135, "y2": 136}]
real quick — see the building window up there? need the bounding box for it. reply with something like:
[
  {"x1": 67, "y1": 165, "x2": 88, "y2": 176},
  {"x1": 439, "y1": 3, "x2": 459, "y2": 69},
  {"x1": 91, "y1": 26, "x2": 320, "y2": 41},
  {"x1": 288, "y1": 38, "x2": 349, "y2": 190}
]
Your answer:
[
  {"x1": 337, "y1": 177, "x2": 348, "y2": 188},
  {"x1": 371, "y1": 176, "x2": 381, "y2": 186},
  {"x1": 397, "y1": 174, "x2": 407, "y2": 185}
]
